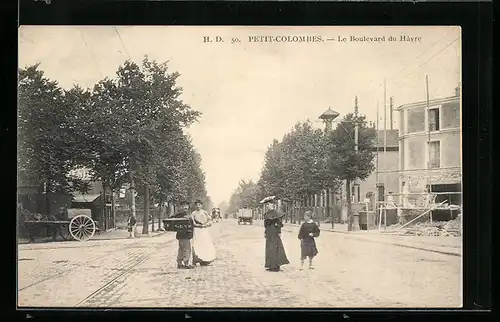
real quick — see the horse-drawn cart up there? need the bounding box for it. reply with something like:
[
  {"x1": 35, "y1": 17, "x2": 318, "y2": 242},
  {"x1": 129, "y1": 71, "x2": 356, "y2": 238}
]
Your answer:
[{"x1": 24, "y1": 214, "x2": 98, "y2": 242}]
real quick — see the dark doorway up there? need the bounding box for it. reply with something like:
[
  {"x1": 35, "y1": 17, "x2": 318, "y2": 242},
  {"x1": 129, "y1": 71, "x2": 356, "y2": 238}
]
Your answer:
[
  {"x1": 431, "y1": 183, "x2": 461, "y2": 204},
  {"x1": 377, "y1": 184, "x2": 385, "y2": 202},
  {"x1": 430, "y1": 183, "x2": 461, "y2": 221}
]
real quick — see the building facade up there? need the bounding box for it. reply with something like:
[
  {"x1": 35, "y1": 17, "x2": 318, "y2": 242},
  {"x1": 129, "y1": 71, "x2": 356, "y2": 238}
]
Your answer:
[
  {"x1": 396, "y1": 90, "x2": 461, "y2": 208},
  {"x1": 340, "y1": 129, "x2": 400, "y2": 221}
]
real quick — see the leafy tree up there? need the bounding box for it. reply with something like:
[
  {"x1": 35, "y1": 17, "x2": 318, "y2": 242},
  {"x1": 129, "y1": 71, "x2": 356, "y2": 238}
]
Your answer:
[
  {"x1": 228, "y1": 180, "x2": 260, "y2": 213},
  {"x1": 217, "y1": 201, "x2": 229, "y2": 216},
  {"x1": 75, "y1": 57, "x2": 202, "y2": 233},
  {"x1": 325, "y1": 113, "x2": 376, "y2": 230},
  {"x1": 280, "y1": 121, "x2": 338, "y2": 201},
  {"x1": 258, "y1": 139, "x2": 286, "y2": 199},
  {"x1": 18, "y1": 65, "x2": 90, "y2": 215},
  {"x1": 257, "y1": 121, "x2": 341, "y2": 216}
]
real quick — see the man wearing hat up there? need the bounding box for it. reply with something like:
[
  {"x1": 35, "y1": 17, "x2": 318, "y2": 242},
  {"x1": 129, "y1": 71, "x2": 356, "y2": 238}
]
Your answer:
[
  {"x1": 261, "y1": 196, "x2": 289, "y2": 272},
  {"x1": 171, "y1": 201, "x2": 195, "y2": 269}
]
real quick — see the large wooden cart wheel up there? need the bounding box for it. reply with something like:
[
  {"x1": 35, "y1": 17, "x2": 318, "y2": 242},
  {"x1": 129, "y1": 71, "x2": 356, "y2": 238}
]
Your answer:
[{"x1": 69, "y1": 215, "x2": 96, "y2": 241}]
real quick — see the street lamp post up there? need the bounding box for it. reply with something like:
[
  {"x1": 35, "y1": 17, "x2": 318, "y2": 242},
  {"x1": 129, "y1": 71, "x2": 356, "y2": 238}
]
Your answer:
[
  {"x1": 319, "y1": 107, "x2": 340, "y2": 229},
  {"x1": 351, "y1": 97, "x2": 361, "y2": 231}
]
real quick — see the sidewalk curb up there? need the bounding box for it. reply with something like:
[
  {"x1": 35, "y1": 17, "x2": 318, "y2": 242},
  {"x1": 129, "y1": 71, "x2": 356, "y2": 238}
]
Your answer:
[{"x1": 282, "y1": 224, "x2": 460, "y2": 257}]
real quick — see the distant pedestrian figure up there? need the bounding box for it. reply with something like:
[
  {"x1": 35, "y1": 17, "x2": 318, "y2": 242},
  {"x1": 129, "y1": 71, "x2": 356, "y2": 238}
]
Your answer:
[
  {"x1": 172, "y1": 201, "x2": 195, "y2": 269},
  {"x1": 298, "y1": 211, "x2": 320, "y2": 270},
  {"x1": 127, "y1": 214, "x2": 137, "y2": 239},
  {"x1": 261, "y1": 196, "x2": 289, "y2": 272},
  {"x1": 57, "y1": 206, "x2": 69, "y2": 221}
]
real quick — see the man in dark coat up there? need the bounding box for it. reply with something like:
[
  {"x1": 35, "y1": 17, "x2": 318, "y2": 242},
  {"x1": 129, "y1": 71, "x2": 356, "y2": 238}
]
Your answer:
[
  {"x1": 56, "y1": 206, "x2": 69, "y2": 221},
  {"x1": 262, "y1": 196, "x2": 289, "y2": 272},
  {"x1": 172, "y1": 201, "x2": 195, "y2": 269}
]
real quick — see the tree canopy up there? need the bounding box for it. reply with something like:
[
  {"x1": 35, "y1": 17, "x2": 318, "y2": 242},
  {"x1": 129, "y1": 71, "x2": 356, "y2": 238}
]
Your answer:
[
  {"x1": 231, "y1": 115, "x2": 376, "y2": 230},
  {"x1": 18, "y1": 57, "x2": 210, "y2": 219},
  {"x1": 325, "y1": 113, "x2": 376, "y2": 183},
  {"x1": 256, "y1": 120, "x2": 342, "y2": 203},
  {"x1": 324, "y1": 113, "x2": 376, "y2": 230},
  {"x1": 18, "y1": 64, "x2": 89, "y2": 194},
  {"x1": 228, "y1": 180, "x2": 260, "y2": 213}
]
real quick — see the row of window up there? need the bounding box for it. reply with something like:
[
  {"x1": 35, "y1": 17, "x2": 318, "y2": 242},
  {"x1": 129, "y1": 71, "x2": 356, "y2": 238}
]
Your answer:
[
  {"x1": 404, "y1": 102, "x2": 460, "y2": 134},
  {"x1": 405, "y1": 139, "x2": 442, "y2": 170}
]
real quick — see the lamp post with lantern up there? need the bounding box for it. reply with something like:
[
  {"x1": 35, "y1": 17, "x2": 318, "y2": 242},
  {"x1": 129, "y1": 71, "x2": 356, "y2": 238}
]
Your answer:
[
  {"x1": 319, "y1": 107, "x2": 339, "y2": 229},
  {"x1": 349, "y1": 96, "x2": 360, "y2": 230},
  {"x1": 319, "y1": 97, "x2": 366, "y2": 231}
]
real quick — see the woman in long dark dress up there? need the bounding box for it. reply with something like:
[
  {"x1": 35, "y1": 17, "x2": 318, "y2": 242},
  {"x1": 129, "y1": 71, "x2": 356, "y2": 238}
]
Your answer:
[{"x1": 262, "y1": 197, "x2": 289, "y2": 272}]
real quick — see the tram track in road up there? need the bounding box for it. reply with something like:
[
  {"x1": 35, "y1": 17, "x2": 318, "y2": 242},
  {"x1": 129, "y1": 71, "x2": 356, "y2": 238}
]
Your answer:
[
  {"x1": 18, "y1": 243, "x2": 132, "y2": 292},
  {"x1": 74, "y1": 250, "x2": 156, "y2": 307},
  {"x1": 79, "y1": 225, "x2": 233, "y2": 307},
  {"x1": 18, "y1": 236, "x2": 174, "y2": 294},
  {"x1": 75, "y1": 237, "x2": 180, "y2": 307}
]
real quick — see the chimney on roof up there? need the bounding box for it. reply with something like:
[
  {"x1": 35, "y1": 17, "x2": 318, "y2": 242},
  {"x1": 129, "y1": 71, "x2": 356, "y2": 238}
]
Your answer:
[{"x1": 454, "y1": 85, "x2": 460, "y2": 97}]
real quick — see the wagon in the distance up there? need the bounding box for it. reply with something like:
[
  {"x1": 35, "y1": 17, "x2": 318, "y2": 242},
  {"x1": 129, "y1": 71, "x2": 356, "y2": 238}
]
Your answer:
[
  {"x1": 237, "y1": 208, "x2": 253, "y2": 225},
  {"x1": 23, "y1": 209, "x2": 98, "y2": 242}
]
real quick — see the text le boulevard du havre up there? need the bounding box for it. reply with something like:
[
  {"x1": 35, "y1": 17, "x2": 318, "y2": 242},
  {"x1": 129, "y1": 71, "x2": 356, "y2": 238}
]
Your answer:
[{"x1": 203, "y1": 35, "x2": 423, "y2": 44}]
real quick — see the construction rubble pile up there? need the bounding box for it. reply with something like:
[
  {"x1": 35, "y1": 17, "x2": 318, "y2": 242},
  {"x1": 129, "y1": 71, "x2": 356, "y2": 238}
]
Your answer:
[{"x1": 386, "y1": 215, "x2": 462, "y2": 237}]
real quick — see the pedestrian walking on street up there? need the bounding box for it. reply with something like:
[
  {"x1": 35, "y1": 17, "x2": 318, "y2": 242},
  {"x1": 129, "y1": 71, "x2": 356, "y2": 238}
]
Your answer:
[
  {"x1": 298, "y1": 211, "x2": 320, "y2": 270},
  {"x1": 261, "y1": 196, "x2": 289, "y2": 272},
  {"x1": 127, "y1": 213, "x2": 137, "y2": 239},
  {"x1": 172, "y1": 201, "x2": 195, "y2": 269},
  {"x1": 191, "y1": 200, "x2": 216, "y2": 266}
]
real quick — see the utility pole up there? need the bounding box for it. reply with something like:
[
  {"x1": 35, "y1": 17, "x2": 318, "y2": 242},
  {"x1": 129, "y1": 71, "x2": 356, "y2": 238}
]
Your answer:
[
  {"x1": 354, "y1": 96, "x2": 359, "y2": 153},
  {"x1": 426, "y1": 75, "x2": 433, "y2": 223},
  {"x1": 383, "y1": 79, "x2": 387, "y2": 229},
  {"x1": 375, "y1": 100, "x2": 380, "y2": 229},
  {"x1": 390, "y1": 97, "x2": 394, "y2": 130}
]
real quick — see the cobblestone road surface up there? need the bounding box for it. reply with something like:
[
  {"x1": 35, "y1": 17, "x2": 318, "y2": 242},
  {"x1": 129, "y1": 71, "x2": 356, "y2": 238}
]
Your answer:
[{"x1": 18, "y1": 219, "x2": 461, "y2": 308}]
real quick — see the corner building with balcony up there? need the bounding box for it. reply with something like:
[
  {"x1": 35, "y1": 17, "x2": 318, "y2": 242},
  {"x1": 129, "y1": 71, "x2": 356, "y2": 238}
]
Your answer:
[{"x1": 395, "y1": 88, "x2": 461, "y2": 210}]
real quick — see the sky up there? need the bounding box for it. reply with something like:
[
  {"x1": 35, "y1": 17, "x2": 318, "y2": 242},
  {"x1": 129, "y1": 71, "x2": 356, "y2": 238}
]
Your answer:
[{"x1": 18, "y1": 26, "x2": 461, "y2": 205}]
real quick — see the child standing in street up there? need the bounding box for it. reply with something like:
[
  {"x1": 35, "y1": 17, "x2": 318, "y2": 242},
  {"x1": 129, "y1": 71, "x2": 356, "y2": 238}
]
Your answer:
[
  {"x1": 298, "y1": 211, "x2": 320, "y2": 270},
  {"x1": 127, "y1": 214, "x2": 137, "y2": 239}
]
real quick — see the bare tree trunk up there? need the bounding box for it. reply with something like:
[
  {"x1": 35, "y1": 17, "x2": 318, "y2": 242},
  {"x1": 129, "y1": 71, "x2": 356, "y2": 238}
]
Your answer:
[
  {"x1": 129, "y1": 170, "x2": 136, "y2": 218},
  {"x1": 44, "y1": 182, "x2": 50, "y2": 217},
  {"x1": 102, "y1": 181, "x2": 107, "y2": 231},
  {"x1": 169, "y1": 203, "x2": 175, "y2": 218},
  {"x1": 142, "y1": 185, "x2": 149, "y2": 234},
  {"x1": 346, "y1": 178, "x2": 352, "y2": 231},
  {"x1": 111, "y1": 188, "x2": 116, "y2": 229},
  {"x1": 158, "y1": 201, "x2": 164, "y2": 231}
]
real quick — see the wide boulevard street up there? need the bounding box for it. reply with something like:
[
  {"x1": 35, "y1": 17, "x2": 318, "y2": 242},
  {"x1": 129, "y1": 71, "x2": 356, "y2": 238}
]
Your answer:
[{"x1": 18, "y1": 219, "x2": 461, "y2": 308}]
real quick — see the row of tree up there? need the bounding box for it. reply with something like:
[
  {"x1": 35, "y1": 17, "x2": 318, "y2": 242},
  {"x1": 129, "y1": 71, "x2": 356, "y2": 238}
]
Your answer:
[
  {"x1": 228, "y1": 115, "x2": 376, "y2": 230},
  {"x1": 18, "y1": 57, "x2": 211, "y2": 233}
]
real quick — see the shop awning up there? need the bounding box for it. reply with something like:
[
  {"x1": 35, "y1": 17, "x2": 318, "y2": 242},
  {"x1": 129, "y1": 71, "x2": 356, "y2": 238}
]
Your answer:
[{"x1": 72, "y1": 194, "x2": 101, "y2": 203}]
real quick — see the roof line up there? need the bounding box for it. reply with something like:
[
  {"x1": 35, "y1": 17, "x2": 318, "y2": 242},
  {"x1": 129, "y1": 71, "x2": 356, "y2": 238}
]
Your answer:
[{"x1": 395, "y1": 95, "x2": 459, "y2": 110}]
